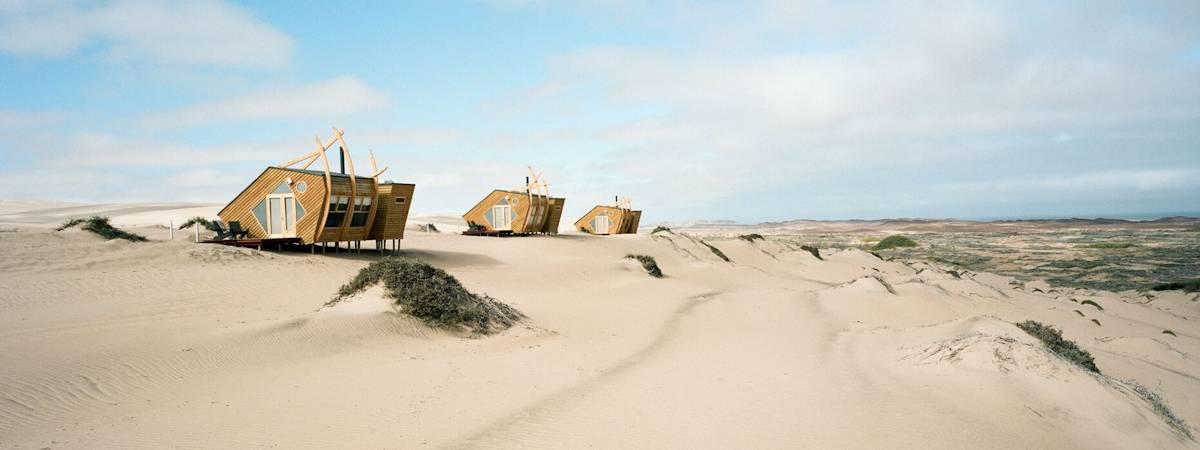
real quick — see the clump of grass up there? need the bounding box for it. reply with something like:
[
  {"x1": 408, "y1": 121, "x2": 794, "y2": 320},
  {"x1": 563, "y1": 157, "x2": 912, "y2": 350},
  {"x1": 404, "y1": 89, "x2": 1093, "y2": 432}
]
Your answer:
[
  {"x1": 872, "y1": 235, "x2": 918, "y2": 251},
  {"x1": 1151, "y1": 279, "x2": 1200, "y2": 293},
  {"x1": 1127, "y1": 381, "x2": 1193, "y2": 439},
  {"x1": 1081, "y1": 299, "x2": 1104, "y2": 311},
  {"x1": 701, "y1": 241, "x2": 730, "y2": 262},
  {"x1": 626, "y1": 254, "x2": 663, "y2": 278},
  {"x1": 738, "y1": 233, "x2": 764, "y2": 242},
  {"x1": 1074, "y1": 310, "x2": 1085, "y2": 317},
  {"x1": 1091, "y1": 319, "x2": 1102, "y2": 326},
  {"x1": 1162, "y1": 330, "x2": 1177, "y2": 336},
  {"x1": 178, "y1": 216, "x2": 211, "y2": 230},
  {"x1": 1075, "y1": 242, "x2": 1136, "y2": 249},
  {"x1": 56, "y1": 218, "x2": 86, "y2": 231},
  {"x1": 652, "y1": 226, "x2": 672, "y2": 234},
  {"x1": 862, "y1": 236, "x2": 881, "y2": 243},
  {"x1": 327, "y1": 257, "x2": 523, "y2": 335},
  {"x1": 1015, "y1": 320, "x2": 1100, "y2": 373},
  {"x1": 58, "y1": 216, "x2": 146, "y2": 242},
  {"x1": 800, "y1": 245, "x2": 822, "y2": 260}
]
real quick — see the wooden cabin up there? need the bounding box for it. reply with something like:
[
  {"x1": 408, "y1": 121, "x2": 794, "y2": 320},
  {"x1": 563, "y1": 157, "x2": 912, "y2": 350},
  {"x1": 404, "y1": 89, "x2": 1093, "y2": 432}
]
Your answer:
[
  {"x1": 216, "y1": 128, "x2": 414, "y2": 250},
  {"x1": 463, "y1": 168, "x2": 563, "y2": 235},
  {"x1": 575, "y1": 197, "x2": 641, "y2": 235}
]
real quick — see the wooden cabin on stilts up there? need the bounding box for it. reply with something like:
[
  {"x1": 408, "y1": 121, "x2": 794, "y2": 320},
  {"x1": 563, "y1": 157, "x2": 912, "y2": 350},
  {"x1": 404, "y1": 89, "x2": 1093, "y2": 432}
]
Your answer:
[
  {"x1": 575, "y1": 196, "x2": 642, "y2": 235},
  {"x1": 463, "y1": 167, "x2": 565, "y2": 236},
  {"x1": 214, "y1": 127, "x2": 415, "y2": 253}
]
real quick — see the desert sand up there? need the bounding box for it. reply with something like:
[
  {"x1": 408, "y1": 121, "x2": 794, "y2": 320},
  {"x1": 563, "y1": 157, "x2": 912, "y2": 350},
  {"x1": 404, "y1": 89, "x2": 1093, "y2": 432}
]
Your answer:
[{"x1": 1, "y1": 202, "x2": 1197, "y2": 449}]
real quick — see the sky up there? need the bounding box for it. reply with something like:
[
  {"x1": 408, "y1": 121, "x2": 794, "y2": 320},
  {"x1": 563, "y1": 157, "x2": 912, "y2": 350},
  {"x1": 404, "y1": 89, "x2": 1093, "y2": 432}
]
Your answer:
[{"x1": 0, "y1": 0, "x2": 1198, "y2": 223}]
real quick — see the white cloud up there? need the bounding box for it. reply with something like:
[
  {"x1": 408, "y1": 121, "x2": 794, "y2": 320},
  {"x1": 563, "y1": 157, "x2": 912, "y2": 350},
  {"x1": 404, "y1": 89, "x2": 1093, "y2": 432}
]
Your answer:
[
  {"x1": 0, "y1": 0, "x2": 293, "y2": 67},
  {"x1": 140, "y1": 76, "x2": 390, "y2": 128},
  {"x1": 494, "y1": 1, "x2": 1200, "y2": 219}
]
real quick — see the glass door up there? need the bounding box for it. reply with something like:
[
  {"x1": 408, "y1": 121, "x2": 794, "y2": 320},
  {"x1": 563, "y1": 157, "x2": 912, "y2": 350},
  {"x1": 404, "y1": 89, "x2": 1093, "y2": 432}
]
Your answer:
[
  {"x1": 266, "y1": 194, "x2": 297, "y2": 237},
  {"x1": 492, "y1": 205, "x2": 512, "y2": 230}
]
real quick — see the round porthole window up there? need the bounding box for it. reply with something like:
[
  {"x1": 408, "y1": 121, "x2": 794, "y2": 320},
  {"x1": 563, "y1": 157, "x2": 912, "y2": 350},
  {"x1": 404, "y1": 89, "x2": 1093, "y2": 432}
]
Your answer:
[{"x1": 296, "y1": 181, "x2": 307, "y2": 193}]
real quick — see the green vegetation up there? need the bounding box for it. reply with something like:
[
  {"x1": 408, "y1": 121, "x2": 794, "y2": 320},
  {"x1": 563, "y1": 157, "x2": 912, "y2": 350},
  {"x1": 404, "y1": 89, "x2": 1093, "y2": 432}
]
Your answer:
[
  {"x1": 1081, "y1": 299, "x2": 1104, "y2": 311},
  {"x1": 701, "y1": 241, "x2": 730, "y2": 262},
  {"x1": 652, "y1": 226, "x2": 672, "y2": 234},
  {"x1": 1151, "y1": 279, "x2": 1200, "y2": 293},
  {"x1": 872, "y1": 235, "x2": 918, "y2": 251},
  {"x1": 1075, "y1": 242, "x2": 1135, "y2": 249},
  {"x1": 1163, "y1": 330, "x2": 1177, "y2": 337},
  {"x1": 626, "y1": 254, "x2": 663, "y2": 278},
  {"x1": 738, "y1": 233, "x2": 764, "y2": 242},
  {"x1": 1015, "y1": 320, "x2": 1099, "y2": 373},
  {"x1": 328, "y1": 257, "x2": 523, "y2": 335},
  {"x1": 57, "y1": 216, "x2": 147, "y2": 242},
  {"x1": 178, "y1": 216, "x2": 212, "y2": 230},
  {"x1": 1127, "y1": 381, "x2": 1193, "y2": 439},
  {"x1": 861, "y1": 236, "x2": 881, "y2": 243},
  {"x1": 801, "y1": 245, "x2": 823, "y2": 260}
]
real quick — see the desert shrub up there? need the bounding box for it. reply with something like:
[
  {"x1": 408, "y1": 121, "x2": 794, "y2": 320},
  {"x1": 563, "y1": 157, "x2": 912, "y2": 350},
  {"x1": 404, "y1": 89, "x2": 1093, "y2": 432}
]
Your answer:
[
  {"x1": 652, "y1": 226, "x2": 672, "y2": 234},
  {"x1": 1091, "y1": 319, "x2": 1102, "y2": 326},
  {"x1": 1151, "y1": 279, "x2": 1200, "y2": 293},
  {"x1": 1127, "y1": 381, "x2": 1193, "y2": 439},
  {"x1": 1081, "y1": 299, "x2": 1104, "y2": 311},
  {"x1": 1162, "y1": 330, "x2": 1177, "y2": 336},
  {"x1": 701, "y1": 241, "x2": 730, "y2": 262},
  {"x1": 58, "y1": 216, "x2": 146, "y2": 242},
  {"x1": 1015, "y1": 320, "x2": 1100, "y2": 373},
  {"x1": 1075, "y1": 242, "x2": 1135, "y2": 249},
  {"x1": 800, "y1": 245, "x2": 823, "y2": 260},
  {"x1": 862, "y1": 236, "x2": 881, "y2": 243},
  {"x1": 178, "y1": 216, "x2": 211, "y2": 230},
  {"x1": 872, "y1": 235, "x2": 918, "y2": 251},
  {"x1": 328, "y1": 257, "x2": 523, "y2": 335},
  {"x1": 626, "y1": 254, "x2": 663, "y2": 278},
  {"x1": 1074, "y1": 310, "x2": 1085, "y2": 317},
  {"x1": 738, "y1": 233, "x2": 764, "y2": 242},
  {"x1": 56, "y1": 218, "x2": 86, "y2": 231}
]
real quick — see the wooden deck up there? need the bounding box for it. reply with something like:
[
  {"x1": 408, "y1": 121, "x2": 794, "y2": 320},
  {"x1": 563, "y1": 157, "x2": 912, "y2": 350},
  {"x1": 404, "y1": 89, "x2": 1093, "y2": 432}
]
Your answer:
[
  {"x1": 461, "y1": 229, "x2": 533, "y2": 237},
  {"x1": 203, "y1": 237, "x2": 303, "y2": 249}
]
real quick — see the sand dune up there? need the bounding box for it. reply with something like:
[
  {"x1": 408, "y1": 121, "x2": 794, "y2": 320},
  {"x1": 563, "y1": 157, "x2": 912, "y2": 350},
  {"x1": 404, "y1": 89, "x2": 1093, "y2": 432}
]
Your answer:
[{"x1": 0, "y1": 203, "x2": 1196, "y2": 448}]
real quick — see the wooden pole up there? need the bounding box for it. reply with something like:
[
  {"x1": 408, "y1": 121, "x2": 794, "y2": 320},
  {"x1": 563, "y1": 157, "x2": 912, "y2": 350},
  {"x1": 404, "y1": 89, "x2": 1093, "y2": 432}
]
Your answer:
[
  {"x1": 169, "y1": 220, "x2": 174, "y2": 241},
  {"x1": 195, "y1": 223, "x2": 200, "y2": 242}
]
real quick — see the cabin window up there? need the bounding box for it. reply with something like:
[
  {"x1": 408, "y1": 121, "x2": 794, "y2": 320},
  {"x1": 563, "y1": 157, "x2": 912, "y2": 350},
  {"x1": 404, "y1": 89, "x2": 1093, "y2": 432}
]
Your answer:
[
  {"x1": 325, "y1": 195, "x2": 350, "y2": 227},
  {"x1": 295, "y1": 181, "x2": 307, "y2": 193},
  {"x1": 395, "y1": 196, "x2": 406, "y2": 204},
  {"x1": 350, "y1": 196, "x2": 372, "y2": 227}
]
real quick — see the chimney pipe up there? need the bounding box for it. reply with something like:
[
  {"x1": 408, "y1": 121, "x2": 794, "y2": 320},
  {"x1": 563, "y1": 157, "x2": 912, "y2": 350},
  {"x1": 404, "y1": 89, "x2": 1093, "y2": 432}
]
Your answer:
[{"x1": 339, "y1": 147, "x2": 346, "y2": 174}]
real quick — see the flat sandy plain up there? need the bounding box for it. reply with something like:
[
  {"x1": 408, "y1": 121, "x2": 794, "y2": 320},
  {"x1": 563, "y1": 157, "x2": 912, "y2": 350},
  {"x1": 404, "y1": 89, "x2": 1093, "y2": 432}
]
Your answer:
[{"x1": 1, "y1": 201, "x2": 1198, "y2": 449}]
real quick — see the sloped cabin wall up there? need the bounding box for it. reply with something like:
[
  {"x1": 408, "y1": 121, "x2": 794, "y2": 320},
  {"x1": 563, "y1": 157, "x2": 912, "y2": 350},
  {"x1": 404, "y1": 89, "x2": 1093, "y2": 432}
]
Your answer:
[
  {"x1": 541, "y1": 197, "x2": 566, "y2": 233},
  {"x1": 575, "y1": 206, "x2": 640, "y2": 235},
  {"x1": 464, "y1": 190, "x2": 539, "y2": 232},
  {"x1": 218, "y1": 167, "x2": 327, "y2": 243},
  {"x1": 317, "y1": 175, "x2": 378, "y2": 242},
  {"x1": 628, "y1": 210, "x2": 642, "y2": 234},
  {"x1": 368, "y1": 183, "x2": 416, "y2": 240}
]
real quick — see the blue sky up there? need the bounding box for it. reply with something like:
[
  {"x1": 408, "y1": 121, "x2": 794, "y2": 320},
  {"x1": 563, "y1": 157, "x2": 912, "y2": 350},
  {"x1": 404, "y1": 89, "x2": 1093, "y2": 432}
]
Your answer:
[{"x1": 1, "y1": 1, "x2": 1198, "y2": 222}]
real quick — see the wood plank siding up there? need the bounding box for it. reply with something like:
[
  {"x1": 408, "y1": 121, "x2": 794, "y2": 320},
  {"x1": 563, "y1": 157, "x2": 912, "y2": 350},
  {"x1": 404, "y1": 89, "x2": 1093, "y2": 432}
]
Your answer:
[
  {"x1": 219, "y1": 166, "x2": 415, "y2": 245},
  {"x1": 217, "y1": 167, "x2": 327, "y2": 243},
  {"x1": 573, "y1": 205, "x2": 640, "y2": 235},
  {"x1": 463, "y1": 189, "x2": 551, "y2": 233},
  {"x1": 368, "y1": 183, "x2": 416, "y2": 240}
]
